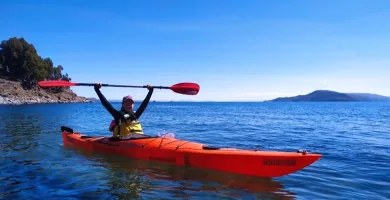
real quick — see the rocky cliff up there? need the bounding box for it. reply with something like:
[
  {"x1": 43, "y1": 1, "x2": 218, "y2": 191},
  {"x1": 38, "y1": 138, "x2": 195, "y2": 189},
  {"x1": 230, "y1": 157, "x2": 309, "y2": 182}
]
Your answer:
[{"x1": 0, "y1": 78, "x2": 91, "y2": 105}]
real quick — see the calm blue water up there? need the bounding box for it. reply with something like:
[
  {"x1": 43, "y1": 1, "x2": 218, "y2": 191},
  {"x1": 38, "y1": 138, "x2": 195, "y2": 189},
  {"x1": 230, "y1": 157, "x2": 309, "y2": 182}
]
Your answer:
[{"x1": 1, "y1": 101, "x2": 389, "y2": 199}]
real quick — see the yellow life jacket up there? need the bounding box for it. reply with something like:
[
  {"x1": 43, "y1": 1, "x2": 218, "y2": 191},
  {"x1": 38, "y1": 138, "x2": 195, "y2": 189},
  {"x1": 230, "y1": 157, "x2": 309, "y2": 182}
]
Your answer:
[{"x1": 111, "y1": 113, "x2": 144, "y2": 137}]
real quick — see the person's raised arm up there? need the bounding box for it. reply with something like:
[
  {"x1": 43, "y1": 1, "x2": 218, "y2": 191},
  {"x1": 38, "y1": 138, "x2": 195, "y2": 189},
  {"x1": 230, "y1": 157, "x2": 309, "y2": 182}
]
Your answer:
[
  {"x1": 135, "y1": 85, "x2": 154, "y2": 119},
  {"x1": 94, "y1": 83, "x2": 121, "y2": 119}
]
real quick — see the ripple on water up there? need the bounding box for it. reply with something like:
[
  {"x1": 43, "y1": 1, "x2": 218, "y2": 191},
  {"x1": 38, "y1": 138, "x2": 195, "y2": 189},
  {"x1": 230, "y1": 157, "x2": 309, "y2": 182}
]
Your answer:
[{"x1": 0, "y1": 102, "x2": 390, "y2": 199}]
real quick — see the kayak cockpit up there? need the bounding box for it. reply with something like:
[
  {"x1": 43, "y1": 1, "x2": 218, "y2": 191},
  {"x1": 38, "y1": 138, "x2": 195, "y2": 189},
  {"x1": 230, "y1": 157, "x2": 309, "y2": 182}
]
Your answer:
[{"x1": 61, "y1": 125, "x2": 159, "y2": 141}]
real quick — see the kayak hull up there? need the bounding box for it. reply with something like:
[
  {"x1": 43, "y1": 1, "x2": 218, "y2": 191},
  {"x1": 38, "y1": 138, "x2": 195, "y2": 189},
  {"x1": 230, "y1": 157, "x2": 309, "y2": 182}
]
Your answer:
[{"x1": 61, "y1": 126, "x2": 322, "y2": 178}]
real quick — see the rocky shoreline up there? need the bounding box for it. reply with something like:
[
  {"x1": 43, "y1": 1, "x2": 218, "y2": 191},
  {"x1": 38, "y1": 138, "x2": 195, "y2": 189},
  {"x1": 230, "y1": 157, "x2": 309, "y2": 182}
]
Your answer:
[
  {"x1": 0, "y1": 78, "x2": 92, "y2": 105},
  {"x1": 0, "y1": 95, "x2": 91, "y2": 105}
]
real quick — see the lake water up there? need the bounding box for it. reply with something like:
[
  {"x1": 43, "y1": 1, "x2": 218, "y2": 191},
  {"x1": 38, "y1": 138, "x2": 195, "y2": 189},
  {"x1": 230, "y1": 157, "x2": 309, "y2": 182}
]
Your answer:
[{"x1": 0, "y1": 101, "x2": 389, "y2": 199}]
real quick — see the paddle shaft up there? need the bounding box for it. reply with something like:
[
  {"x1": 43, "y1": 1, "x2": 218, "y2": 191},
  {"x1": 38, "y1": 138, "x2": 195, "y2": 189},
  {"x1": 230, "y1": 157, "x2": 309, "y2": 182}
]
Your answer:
[{"x1": 76, "y1": 83, "x2": 170, "y2": 89}]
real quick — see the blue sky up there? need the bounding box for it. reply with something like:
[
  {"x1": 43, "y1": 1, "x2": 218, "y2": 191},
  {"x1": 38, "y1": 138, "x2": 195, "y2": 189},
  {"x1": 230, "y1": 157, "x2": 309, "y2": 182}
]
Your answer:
[{"x1": 2, "y1": 0, "x2": 390, "y2": 101}]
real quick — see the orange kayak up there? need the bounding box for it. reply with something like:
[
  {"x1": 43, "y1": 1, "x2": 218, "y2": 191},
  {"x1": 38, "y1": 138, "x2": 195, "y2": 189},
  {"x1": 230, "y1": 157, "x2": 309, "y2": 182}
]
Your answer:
[{"x1": 61, "y1": 126, "x2": 322, "y2": 178}]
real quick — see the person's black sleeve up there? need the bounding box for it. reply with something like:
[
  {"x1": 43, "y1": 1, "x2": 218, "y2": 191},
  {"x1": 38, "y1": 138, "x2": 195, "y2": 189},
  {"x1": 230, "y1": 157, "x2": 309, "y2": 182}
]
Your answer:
[
  {"x1": 135, "y1": 88, "x2": 154, "y2": 119},
  {"x1": 94, "y1": 85, "x2": 121, "y2": 119}
]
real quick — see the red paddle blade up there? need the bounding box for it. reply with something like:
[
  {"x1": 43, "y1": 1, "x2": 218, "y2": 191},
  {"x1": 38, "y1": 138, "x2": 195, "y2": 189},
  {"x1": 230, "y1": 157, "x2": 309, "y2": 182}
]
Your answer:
[
  {"x1": 170, "y1": 82, "x2": 200, "y2": 95},
  {"x1": 38, "y1": 80, "x2": 77, "y2": 88}
]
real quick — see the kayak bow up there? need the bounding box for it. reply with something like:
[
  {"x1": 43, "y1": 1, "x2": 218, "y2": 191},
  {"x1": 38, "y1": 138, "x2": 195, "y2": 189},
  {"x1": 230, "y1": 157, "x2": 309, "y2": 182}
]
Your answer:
[{"x1": 60, "y1": 126, "x2": 322, "y2": 178}]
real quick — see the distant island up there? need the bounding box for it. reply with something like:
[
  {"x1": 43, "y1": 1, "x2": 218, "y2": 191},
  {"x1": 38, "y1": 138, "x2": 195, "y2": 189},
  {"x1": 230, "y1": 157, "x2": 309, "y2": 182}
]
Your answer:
[
  {"x1": 87, "y1": 97, "x2": 99, "y2": 102},
  {"x1": 0, "y1": 37, "x2": 91, "y2": 105},
  {"x1": 267, "y1": 90, "x2": 390, "y2": 102}
]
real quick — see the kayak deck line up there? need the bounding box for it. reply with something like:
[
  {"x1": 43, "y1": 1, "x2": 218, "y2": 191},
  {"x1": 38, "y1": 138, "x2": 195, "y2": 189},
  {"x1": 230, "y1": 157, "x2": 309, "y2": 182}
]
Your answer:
[
  {"x1": 60, "y1": 126, "x2": 322, "y2": 178},
  {"x1": 62, "y1": 125, "x2": 316, "y2": 154}
]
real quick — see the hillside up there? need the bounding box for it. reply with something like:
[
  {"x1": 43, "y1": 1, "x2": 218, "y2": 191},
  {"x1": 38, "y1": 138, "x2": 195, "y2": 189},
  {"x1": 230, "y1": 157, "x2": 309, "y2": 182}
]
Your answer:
[
  {"x1": 268, "y1": 90, "x2": 390, "y2": 102},
  {"x1": 346, "y1": 93, "x2": 390, "y2": 101}
]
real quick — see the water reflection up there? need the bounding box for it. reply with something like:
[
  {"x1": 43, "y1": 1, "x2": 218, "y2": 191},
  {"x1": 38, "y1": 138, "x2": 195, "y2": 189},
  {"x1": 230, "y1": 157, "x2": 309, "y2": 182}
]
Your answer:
[
  {"x1": 66, "y1": 146, "x2": 296, "y2": 199},
  {"x1": 0, "y1": 112, "x2": 44, "y2": 157}
]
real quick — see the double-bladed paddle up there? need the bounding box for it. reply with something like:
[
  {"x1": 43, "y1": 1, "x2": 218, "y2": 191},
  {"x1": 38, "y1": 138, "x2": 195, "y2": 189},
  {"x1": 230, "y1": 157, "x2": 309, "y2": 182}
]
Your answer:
[{"x1": 37, "y1": 80, "x2": 200, "y2": 95}]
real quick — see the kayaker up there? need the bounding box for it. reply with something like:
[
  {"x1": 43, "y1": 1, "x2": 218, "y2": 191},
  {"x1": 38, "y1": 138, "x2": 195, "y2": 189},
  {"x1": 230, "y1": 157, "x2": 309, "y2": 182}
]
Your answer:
[{"x1": 94, "y1": 82, "x2": 154, "y2": 138}]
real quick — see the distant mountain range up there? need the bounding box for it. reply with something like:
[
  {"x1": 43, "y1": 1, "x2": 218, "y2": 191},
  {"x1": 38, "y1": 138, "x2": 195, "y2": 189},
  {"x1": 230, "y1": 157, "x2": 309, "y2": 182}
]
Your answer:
[
  {"x1": 86, "y1": 98, "x2": 159, "y2": 102},
  {"x1": 267, "y1": 90, "x2": 390, "y2": 102},
  {"x1": 87, "y1": 97, "x2": 99, "y2": 102}
]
